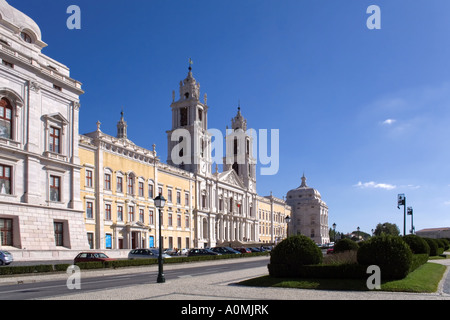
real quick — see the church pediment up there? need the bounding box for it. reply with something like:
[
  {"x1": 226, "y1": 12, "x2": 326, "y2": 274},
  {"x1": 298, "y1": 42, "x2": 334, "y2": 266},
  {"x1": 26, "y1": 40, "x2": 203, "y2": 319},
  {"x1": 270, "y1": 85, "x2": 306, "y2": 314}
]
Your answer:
[{"x1": 218, "y1": 169, "x2": 245, "y2": 188}]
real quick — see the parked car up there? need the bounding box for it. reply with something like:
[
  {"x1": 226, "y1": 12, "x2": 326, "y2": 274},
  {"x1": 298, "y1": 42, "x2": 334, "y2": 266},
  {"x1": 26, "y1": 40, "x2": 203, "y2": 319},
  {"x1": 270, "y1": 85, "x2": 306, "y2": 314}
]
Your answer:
[
  {"x1": 326, "y1": 247, "x2": 334, "y2": 255},
  {"x1": 74, "y1": 252, "x2": 115, "y2": 264},
  {"x1": 129, "y1": 249, "x2": 159, "y2": 260},
  {"x1": 248, "y1": 247, "x2": 261, "y2": 253},
  {"x1": 0, "y1": 250, "x2": 13, "y2": 265},
  {"x1": 188, "y1": 248, "x2": 220, "y2": 257},
  {"x1": 211, "y1": 247, "x2": 240, "y2": 255},
  {"x1": 234, "y1": 247, "x2": 251, "y2": 254}
]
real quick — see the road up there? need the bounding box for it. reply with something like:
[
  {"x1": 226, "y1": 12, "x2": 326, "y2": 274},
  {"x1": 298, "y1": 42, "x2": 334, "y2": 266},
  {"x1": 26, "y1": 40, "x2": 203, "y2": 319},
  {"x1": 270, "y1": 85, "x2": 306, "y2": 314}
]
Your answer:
[{"x1": 0, "y1": 257, "x2": 268, "y2": 300}]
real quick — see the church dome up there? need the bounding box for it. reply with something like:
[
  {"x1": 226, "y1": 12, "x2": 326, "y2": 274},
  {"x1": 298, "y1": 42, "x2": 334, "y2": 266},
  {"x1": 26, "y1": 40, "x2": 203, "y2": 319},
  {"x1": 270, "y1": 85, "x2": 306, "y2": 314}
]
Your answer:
[
  {"x1": 286, "y1": 174, "x2": 322, "y2": 201},
  {"x1": 0, "y1": 0, "x2": 42, "y2": 42}
]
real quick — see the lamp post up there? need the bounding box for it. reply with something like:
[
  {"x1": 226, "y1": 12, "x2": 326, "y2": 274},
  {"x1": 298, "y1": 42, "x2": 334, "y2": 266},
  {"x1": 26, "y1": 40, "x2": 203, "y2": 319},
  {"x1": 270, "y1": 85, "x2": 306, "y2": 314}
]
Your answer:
[
  {"x1": 154, "y1": 193, "x2": 166, "y2": 283},
  {"x1": 397, "y1": 194, "x2": 406, "y2": 236},
  {"x1": 285, "y1": 215, "x2": 291, "y2": 238},
  {"x1": 332, "y1": 223, "x2": 336, "y2": 243},
  {"x1": 407, "y1": 207, "x2": 414, "y2": 234}
]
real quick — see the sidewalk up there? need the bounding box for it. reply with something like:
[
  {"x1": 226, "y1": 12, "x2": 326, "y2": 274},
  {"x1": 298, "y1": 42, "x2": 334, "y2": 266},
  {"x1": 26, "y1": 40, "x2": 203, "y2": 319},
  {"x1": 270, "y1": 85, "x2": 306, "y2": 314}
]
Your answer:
[{"x1": 38, "y1": 256, "x2": 450, "y2": 301}]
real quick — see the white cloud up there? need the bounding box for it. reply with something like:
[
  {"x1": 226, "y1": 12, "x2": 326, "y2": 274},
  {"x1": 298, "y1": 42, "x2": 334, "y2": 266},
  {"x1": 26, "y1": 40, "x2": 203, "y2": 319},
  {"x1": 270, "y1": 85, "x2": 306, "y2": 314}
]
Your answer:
[
  {"x1": 382, "y1": 119, "x2": 396, "y2": 125},
  {"x1": 355, "y1": 181, "x2": 397, "y2": 190}
]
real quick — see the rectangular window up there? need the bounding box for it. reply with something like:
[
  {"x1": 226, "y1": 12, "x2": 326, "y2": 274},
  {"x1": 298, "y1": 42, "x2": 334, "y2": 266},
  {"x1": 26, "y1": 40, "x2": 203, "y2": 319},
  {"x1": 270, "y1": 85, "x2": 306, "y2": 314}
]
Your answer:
[
  {"x1": 185, "y1": 193, "x2": 189, "y2": 206},
  {"x1": 139, "y1": 209, "x2": 144, "y2": 223},
  {"x1": 86, "y1": 201, "x2": 93, "y2": 219},
  {"x1": 168, "y1": 189, "x2": 172, "y2": 203},
  {"x1": 149, "y1": 210, "x2": 154, "y2": 225},
  {"x1": 177, "y1": 191, "x2": 181, "y2": 205},
  {"x1": 105, "y1": 204, "x2": 112, "y2": 220},
  {"x1": 86, "y1": 170, "x2": 93, "y2": 188},
  {"x1": 0, "y1": 164, "x2": 12, "y2": 195},
  {"x1": 104, "y1": 174, "x2": 111, "y2": 190},
  {"x1": 148, "y1": 184, "x2": 154, "y2": 199},
  {"x1": 185, "y1": 214, "x2": 190, "y2": 228},
  {"x1": 117, "y1": 206, "x2": 123, "y2": 221},
  {"x1": 128, "y1": 177, "x2": 134, "y2": 195},
  {"x1": 0, "y1": 98, "x2": 12, "y2": 139},
  {"x1": 87, "y1": 233, "x2": 94, "y2": 249},
  {"x1": 168, "y1": 212, "x2": 173, "y2": 226},
  {"x1": 158, "y1": 187, "x2": 163, "y2": 196},
  {"x1": 50, "y1": 175, "x2": 61, "y2": 202},
  {"x1": 0, "y1": 218, "x2": 13, "y2": 246},
  {"x1": 117, "y1": 177, "x2": 123, "y2": 193},
  {"x1": 54, "y1": 222, "x2": 63, "y2": 246},
  {"x1": 128, "y1": 206, "x2": 134, "y2": 222},
  {"x1": 177, "y1": 214, "x2": 182, "y2": 228},
  {"x1": 49, "y1": 127, "x2": 61, "y2": 154},
  {"x1": 202, "y1": 195, "x2": 207, "y2": 209},
  {"x1": 139, "y1": 182, "x2": 144, "y2": 197}
]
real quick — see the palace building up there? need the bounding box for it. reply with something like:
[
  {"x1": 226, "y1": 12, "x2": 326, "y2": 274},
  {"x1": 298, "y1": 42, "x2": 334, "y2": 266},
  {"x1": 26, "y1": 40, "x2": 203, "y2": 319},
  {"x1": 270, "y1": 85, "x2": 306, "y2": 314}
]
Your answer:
[
  {"x1": 0, "y1": 0, "x2": 88, "y2": 255},
  {"x1": 0, "y1": 1, "x2": 294, "y2": 256},
  {"x1": 79, "y1": 67, "x2": 291, "y2": 250},
  {"x1": 286, "y1": 174, "x2": 330, "y2": 245}
]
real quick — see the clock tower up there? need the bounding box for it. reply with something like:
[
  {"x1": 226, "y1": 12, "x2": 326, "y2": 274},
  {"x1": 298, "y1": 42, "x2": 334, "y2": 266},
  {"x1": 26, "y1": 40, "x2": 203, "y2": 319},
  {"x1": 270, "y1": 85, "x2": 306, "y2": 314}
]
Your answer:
[{"x1": 166, "y1": 64, "x2": 212, "y2": 176}]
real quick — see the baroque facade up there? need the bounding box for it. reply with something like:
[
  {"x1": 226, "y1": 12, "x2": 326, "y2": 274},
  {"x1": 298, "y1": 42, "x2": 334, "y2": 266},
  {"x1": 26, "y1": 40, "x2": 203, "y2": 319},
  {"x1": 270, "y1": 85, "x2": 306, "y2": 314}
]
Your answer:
[
  {"x1": 0, "y1": 1, "x2": 292, "y2": 254},
  {"x1": 286, "y1": 174, "x2": 330, "y2": 245},
  {"x1": 0, "y1": 0, "x2": 88, "y2": 252},
  {"x1": 79, "y1": 68, "x2": 291, "y2": 250}
]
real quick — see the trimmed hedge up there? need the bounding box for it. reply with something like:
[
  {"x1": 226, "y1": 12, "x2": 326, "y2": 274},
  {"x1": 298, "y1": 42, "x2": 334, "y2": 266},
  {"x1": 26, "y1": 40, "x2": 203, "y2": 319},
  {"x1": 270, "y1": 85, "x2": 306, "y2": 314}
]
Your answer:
[
  {"x1": 423, "y1": 238, "x2": 439, "y2": 256},
  {"x1": 403, "y1": 234, "x2": 430, "y2": 255},
  {"x1": 268, "y1": 263, "x2": 367, "y2": 279},
  {"x1": 334, "y1": 239, "x2": 359, "y2": 253},
  {"x1": 0, "y1": 251, "x2": 269, "y2": 276},
  {"x1": 357, "y1": 235, "x2": 413, "y2": 280},
  {"x1": 0, "y1": 264, "x2": 54, "y2": 276}
]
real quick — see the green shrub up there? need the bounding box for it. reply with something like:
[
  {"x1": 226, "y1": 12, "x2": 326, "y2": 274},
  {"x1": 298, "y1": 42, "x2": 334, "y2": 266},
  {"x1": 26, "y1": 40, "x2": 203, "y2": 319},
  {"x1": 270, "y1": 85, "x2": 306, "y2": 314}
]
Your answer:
[
  {"x1": 74, "y1": 261, "x2": 105, "y2": 270},
  {"x1": 423, "y1": 238, "x2": 439, "y2": 256},
  {"x1": 440, "y1": 238, "x2": 450, "y2": 251},
  {"x1": 410, "y1": 254, "x2": 429, "y2": 272},
  {"x1": 402, "y1": 234, "x2": 430, "y2": 255},
  {"x1": 0, "y1": 264, "x2": 54, "y2": 275},
  {"x1": 268, "y1": 235, "x2": 322, "y2": 277},
  {"x1": 357, "y1": 235, "x2": 413, "y2": 280},
  {"x1": 334, "y1": 238, "x2": 359, "y2": 253}
]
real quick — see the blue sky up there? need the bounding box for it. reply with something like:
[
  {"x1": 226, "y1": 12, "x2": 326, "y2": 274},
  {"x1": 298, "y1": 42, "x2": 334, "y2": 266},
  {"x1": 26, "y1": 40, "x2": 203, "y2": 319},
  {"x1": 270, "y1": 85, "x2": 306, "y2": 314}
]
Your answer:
[{"x1": 10, "y1": 0, "x2": 450, "y2": 235}]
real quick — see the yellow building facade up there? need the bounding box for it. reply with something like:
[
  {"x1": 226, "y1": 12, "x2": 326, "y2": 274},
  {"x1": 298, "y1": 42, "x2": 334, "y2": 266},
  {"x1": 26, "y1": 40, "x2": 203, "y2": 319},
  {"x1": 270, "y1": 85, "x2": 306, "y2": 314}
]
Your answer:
[
  {"x1": 257, "y1": 195, "x2": 291, "y2": 244},
  {"x1": 78, "y1": 69, "x2": 292, "y2": 252},
  {"x1": 79, "y1": 117, "x2": 195, "y2": 251}
]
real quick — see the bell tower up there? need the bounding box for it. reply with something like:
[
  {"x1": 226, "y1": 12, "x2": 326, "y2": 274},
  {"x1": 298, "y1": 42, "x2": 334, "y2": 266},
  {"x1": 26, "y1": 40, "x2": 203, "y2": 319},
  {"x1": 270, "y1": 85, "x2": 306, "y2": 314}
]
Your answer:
[
  {"x1": 166, "y1": 62, "x2": 211, "y2": 176},
  {"x1": 224, "y1": 106, "x2": 256, "y2": 192}
]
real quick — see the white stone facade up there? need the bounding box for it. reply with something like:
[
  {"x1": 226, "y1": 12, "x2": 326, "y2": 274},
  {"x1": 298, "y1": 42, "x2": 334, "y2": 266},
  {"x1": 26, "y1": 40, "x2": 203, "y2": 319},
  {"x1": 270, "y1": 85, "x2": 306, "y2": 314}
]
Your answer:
[
  {"x1": 166, "y1": 68, "x2": 276, "y2": 248},
  {"x1": 286, "y1": 175, "x2": 330, "y2": 245},
  {"x1": 0, "y1": 1, "x2": 88, "y2": 252}
]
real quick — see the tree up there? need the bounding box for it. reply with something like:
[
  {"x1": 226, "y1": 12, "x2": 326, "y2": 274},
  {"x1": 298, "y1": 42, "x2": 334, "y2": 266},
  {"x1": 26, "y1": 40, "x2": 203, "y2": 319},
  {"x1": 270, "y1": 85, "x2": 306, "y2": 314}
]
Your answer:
[{"x1": 374, "y1": 222, "x2": 400, "y2": 236}]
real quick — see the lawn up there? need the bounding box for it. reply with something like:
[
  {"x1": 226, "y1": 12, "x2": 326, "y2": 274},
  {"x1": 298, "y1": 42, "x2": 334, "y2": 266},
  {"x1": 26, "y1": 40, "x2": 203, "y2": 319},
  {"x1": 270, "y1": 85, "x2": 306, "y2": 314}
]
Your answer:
[{"x1": 238, "y1": 262, "x2": 447, "y2": 293}]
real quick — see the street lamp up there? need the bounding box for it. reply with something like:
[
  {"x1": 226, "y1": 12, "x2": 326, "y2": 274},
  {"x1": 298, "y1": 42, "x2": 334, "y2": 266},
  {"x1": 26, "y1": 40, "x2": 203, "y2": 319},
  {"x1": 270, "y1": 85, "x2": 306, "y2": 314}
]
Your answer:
[
  {"x1": 285, "y1": 215, "x2": 291, "y2": 238},
  {"x1": 407, "y1": 207, "x2": 414, "y2": 234},
  {"x1": 332, "y1": 223, "x2": 336, "y2": 243},
  {"x1": 357, "y1": 226, "x2": 360, "y2": 241},
  {"x1": 154, "y1": 193, "x2": 166, "y2": 283}
]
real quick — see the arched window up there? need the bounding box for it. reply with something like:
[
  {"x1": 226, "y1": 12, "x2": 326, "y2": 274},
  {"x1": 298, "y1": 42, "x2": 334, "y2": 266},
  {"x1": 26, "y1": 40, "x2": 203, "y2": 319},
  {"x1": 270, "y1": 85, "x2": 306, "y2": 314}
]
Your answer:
[
  {"x1": 0, "y1": 98, "x2": 12, "y2": 139},
  {"x1": 20, "y1": 32, "x2": 32, "y2": 44}
]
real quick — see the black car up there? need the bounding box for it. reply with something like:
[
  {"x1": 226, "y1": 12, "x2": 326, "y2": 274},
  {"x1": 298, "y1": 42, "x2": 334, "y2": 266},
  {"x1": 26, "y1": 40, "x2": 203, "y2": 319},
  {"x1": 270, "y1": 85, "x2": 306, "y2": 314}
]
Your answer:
[{"x1": 188, "y1": 248, "x2": 220, "y2": 257}]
